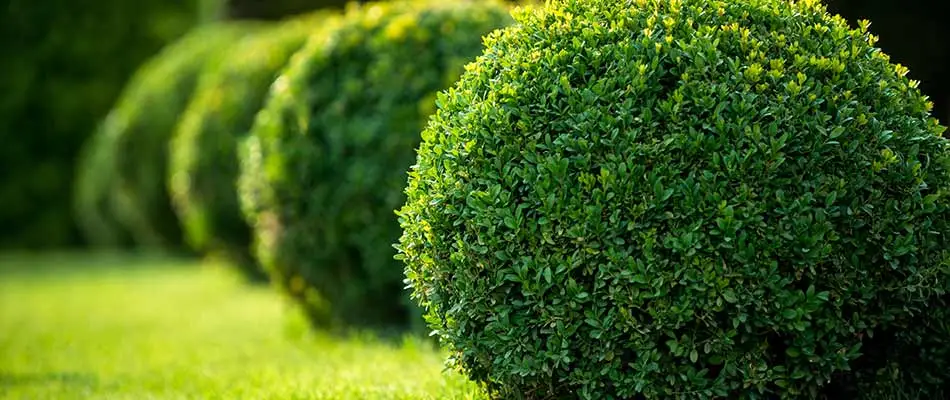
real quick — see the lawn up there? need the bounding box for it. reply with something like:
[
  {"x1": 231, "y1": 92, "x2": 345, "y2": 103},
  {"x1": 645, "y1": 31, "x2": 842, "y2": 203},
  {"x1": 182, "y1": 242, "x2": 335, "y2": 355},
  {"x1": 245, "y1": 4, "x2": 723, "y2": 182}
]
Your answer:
[{"x1": 0, "y1": 253, "x2": 485, "y2": 399}]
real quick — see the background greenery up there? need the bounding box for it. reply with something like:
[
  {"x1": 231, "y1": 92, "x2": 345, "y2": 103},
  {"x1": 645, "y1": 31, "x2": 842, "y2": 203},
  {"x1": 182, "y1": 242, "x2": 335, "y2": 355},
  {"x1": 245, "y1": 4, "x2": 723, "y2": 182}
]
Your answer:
[
  {"x1": 0, "y1": 0, "x2": 365, "y2": 250},
  {"x1": 0, "y1": 0, "x2": 203, "y2": 248}
]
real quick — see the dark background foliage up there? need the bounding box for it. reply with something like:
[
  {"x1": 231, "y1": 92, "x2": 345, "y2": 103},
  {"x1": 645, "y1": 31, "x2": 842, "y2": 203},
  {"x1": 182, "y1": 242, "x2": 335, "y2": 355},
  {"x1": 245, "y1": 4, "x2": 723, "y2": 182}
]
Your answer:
[
  {"x1": 0, "y1": 0, "x2": 365, "y2": 250},
  {"x1": 0, "y1": 0, "x2": 201, "y2": 248}
]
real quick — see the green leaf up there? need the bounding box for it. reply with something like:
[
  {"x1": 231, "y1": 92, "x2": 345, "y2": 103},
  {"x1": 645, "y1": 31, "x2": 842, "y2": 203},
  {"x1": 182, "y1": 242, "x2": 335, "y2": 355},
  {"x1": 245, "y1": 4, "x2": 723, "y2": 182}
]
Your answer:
[
  {"x1": 722, "y1": 289, "x2": 738, "y2": 304},
  {"x1": 829, "y1": 126, "x2": 844, "y2": 139},
  {"x1": 666, "y1": 339, "x2": 679, "y2": 354}
]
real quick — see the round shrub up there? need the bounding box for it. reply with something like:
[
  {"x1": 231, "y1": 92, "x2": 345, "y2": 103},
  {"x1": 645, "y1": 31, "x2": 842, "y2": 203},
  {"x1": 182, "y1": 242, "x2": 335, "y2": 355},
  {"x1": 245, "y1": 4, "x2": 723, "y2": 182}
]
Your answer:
[
  {"x1": 102, "y1": 23, "x2": 259, "y2": 248},
  {"x1": 168, "y1": 12, "x2": 331, "y2": 281},
  {"x1": 239, "y1": 0, "x2": 514, "y2": 330},
  {"x1": 396, "y1": 0, "x2": 950, "y2": 398}
]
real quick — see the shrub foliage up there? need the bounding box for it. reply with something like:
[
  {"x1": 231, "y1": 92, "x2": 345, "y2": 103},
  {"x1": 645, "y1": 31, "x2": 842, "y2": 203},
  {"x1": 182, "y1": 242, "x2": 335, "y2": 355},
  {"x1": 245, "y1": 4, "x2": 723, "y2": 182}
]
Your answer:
[
  {"x1": 80, "y1": 23, "x2": 258, "y2": 249},
  {"x1": 396, "y1": 0, "x2": 950, "y2": 398},
  {"x1": 239, "y1": 0, "x2": 513, "y2": 329},
  {"x1": 169, "y1": 13, "x2": 328, "y2": 280}
]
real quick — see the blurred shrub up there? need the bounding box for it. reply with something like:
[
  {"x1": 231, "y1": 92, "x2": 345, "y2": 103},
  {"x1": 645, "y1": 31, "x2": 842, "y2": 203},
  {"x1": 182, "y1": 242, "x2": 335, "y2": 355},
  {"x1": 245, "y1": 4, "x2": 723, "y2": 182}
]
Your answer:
[
  {"x1": 74, "y1": 115, "x2": 136, "y2": 248},
  {"x1": 168, "y1": 12, "x2": 332, "y2": 280},
  {"x1": 76, "y1": 23, "x2": 260, "y2": 249},
  {"x1": 239, "y1": 0, "x2": 514, "y2": 330},
  {"x1": 396, "y1": 0, "x2": 950, "y2": 398},
  {"x1": 0, "y1": 0, "x2": 208, "y2": 248},
  {"x1": 226, "y1": 0, "x2": 358, "y2": 20}
]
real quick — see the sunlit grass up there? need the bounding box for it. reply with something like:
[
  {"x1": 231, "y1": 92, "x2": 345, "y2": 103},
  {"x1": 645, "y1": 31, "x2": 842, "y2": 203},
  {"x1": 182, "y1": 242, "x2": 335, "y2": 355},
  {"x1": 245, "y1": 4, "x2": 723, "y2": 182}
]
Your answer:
[{"x1": 0, "y1": 253, "x2": 485, "y2": 399}]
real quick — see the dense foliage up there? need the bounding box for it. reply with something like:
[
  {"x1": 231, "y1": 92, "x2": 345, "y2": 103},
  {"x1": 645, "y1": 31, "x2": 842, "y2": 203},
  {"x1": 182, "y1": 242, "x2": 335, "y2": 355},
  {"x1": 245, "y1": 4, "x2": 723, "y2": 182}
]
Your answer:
[
  {"x1": 169, "y1": 13, "x2": 329, "y2": 280},
  {"x1": 396, "y1": 0, "x2": 950, "y2": 398},
  {"x1": 239, "y1": 0, "x2": 514, "y2": 330},
  {"x1": 76, "y1": 23, "x2": 258, "y2": 249},
  {"x1": 0, "y1": 0, "x2": 206, "y2": 248}
]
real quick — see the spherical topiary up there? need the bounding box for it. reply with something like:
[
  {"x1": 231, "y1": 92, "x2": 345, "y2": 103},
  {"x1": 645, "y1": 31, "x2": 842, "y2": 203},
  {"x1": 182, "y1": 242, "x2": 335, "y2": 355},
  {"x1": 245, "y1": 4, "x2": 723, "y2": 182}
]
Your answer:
[
  {"x1": 239, "y1": 0, "x2": 514, "y2": 330},
  {"x1": 104, "y1": 23, "x2": 259, "y2": 248},
  {"x1": 396, "y1": 0, "x2": 950, "y2": 398},
  {"x1": 168, "y1": 12, "x2": 331, "y2": 281}
]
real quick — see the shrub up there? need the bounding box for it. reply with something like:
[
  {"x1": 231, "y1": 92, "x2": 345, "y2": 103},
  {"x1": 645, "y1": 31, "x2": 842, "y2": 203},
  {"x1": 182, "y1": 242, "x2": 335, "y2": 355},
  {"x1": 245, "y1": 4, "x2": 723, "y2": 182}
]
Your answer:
[
  {"x1": 74, "y1": 114, "x2": 136, "y2": 248},
  {"x1": 239, "y1": 0, "x2": 514, "y2": 330},
  {"x1": 226, "y1": 0, "x2": 356, "y2": 19},
  {"x1": 168, "y1": 12, "x2": 330, "y2": 281},
  {"x1": 90, "y1": 23, "x2": 260, "y2": 249},
  {"x1": 1, "y1": 0, "x2": 204, "y2": 248},
  {"x1": 396, "y1": 0, "x2": 950, "y2": 398}
]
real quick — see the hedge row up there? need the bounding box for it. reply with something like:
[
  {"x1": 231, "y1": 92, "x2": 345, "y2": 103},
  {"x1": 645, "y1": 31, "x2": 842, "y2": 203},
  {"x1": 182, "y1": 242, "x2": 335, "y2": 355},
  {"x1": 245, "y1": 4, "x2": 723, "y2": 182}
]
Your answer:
[
  {"x1": 238, "y1": 0, "x2": 514, "y2": 329},
  {"x1": 72, "y1": 0, "x2": 949, "y2": 397},
  {"x1": 76, "y1": 0, "x2": 514, "y2": 299},
  {"x1": 76, "y1": 23, "x2": 260, "y2": 250},
  {"x1": 168, "y1": 12, "x2": 330, "y2": 281}
]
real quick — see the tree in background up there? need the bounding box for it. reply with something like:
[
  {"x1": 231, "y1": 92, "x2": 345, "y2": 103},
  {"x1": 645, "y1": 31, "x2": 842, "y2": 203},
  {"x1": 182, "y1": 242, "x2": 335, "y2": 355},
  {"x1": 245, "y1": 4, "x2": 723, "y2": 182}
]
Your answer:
[{"x1": 0, "y1": 0, "x2": 210, "y2": 248}]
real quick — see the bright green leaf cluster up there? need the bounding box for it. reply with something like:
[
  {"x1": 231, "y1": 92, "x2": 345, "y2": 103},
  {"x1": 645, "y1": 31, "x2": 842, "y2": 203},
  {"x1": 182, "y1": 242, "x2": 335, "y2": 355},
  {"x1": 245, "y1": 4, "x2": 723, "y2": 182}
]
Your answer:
[
  {"x1": 397, "y1": 0, "x2": 950, "y2": 398},
  {"x1": 168, "y1": 12, "x2": 331, "y2": 281},
  {"x1": 76, "y1": 23, "x2": 259, "y2": 249},
  {"x1": 239, "y1": 0, "x2": 514, "y2": 330}
]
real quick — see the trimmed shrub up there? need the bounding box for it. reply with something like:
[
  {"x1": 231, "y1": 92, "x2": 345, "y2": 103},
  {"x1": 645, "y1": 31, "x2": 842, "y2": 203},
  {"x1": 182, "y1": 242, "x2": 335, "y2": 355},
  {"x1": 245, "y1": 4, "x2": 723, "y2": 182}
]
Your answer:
[
  {"x1": 1, "y1": 0, "x2": 204, "y2": 248},
  {"x1": 396, "y1": 0, "x2": 950, "y2": 398},
  {"x1": 168, "y1": 12, "x2": 331, "y2": 281},
  {"x1": 74, "y1": 114, "x2": 136, "y2": 248},
  {"x1": 239, "y1": 0, "x2": 514, "y2": 330},
  {"x1": 89, "y1": 23, "x2": 260, "y2": 249}
]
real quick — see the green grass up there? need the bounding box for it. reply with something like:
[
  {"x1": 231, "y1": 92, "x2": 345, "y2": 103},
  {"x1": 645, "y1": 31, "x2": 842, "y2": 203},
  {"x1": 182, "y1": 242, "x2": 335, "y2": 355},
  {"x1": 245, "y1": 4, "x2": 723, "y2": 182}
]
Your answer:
[{"x1": 0, "y1": 253, "x2": 486, "y2": 399}]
